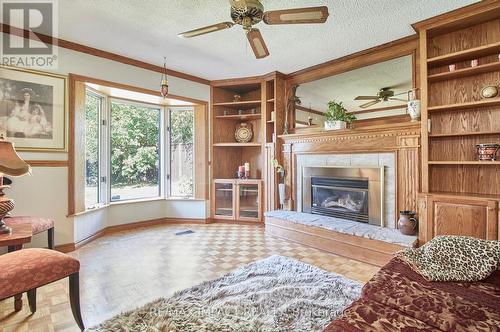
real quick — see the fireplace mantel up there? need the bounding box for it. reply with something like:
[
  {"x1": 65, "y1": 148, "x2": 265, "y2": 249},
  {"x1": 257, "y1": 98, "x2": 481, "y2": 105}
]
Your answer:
[
  {"x1": 278, "y1": 121, "x2": 421, "y2": 221},
  {"x1": 279, "y1": 122, "x2": 421, "y2": 153}
]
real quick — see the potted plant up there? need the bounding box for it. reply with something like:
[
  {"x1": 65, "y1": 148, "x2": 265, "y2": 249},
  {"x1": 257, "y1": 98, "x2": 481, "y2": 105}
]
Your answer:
[
  {"x1": 272, "y1": 159, "x2": 286, "y2": 209},
  {"x1": 325, "y1": 100, "x2": 356, "y2": 130}
]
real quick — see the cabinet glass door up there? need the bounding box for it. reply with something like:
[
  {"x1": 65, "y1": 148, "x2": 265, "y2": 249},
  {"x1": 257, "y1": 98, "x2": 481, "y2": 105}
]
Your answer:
[
  {"x1": 238, "y1": 183, "x2": 260, "y2": 219},
  {"x1": 214, "y1": 182, "x2": 234, "y2": 217}
]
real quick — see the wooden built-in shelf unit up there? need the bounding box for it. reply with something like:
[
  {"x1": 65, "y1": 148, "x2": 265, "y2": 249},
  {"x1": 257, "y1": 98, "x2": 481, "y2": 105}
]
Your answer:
[
  {"x1": 415, "y1": 1, "x2": 500, "y2": 243},
  {"x1": 210, "y1": 73, "x2": 285, "y2": 221}
]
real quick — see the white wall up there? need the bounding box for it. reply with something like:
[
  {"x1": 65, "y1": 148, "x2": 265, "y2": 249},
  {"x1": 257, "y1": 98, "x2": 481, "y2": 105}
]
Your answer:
[{"x1": 3, "y1": 33, "x2": 210, "y2": 247}]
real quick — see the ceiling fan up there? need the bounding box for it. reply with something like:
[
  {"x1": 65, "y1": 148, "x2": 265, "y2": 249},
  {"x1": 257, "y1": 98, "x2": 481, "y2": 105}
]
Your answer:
[
  {"x1": 354, "y1": 87, "x2": 408, "y2": 109},
  {"x1": 178, "y1": 0, "x2": 329, "y2": 59}
]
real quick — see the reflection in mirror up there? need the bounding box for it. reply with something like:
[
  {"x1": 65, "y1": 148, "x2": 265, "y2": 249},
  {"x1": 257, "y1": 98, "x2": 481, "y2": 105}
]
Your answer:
[{"x1": 295, "y1": 55, "x2": 413, "y2": 129}]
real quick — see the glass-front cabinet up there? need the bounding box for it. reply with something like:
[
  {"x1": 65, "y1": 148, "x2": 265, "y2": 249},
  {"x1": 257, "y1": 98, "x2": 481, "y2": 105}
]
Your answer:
[
  {"x1": 214, "y1": 180, "x2": 235, "y2": 219},
  {"x1": 237, "y1": 180, "x2": 261, "y2": 221},
  {"x1": 213, "y1": 179, "x2": 262, "y2": 222}
]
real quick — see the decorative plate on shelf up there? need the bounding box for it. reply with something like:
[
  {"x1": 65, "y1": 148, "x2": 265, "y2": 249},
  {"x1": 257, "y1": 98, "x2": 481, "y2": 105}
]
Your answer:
[
  {"x1": 480, "y1": 85, "x2": 498, "y2": 99},
  {"x1": 235, "y1": 122, "x2": 253, "y2": 143}
]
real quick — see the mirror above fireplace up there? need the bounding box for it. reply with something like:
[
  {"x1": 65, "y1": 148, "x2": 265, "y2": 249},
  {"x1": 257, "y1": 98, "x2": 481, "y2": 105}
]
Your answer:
[{"x1": 294, "y1": 54, "x2": 413, "y2": 129}]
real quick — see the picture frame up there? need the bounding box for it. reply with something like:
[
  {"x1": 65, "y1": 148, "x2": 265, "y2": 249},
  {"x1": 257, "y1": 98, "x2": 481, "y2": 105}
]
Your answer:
[{"x1": 0, "y1": 66, "x2": 68, "y2": 152}]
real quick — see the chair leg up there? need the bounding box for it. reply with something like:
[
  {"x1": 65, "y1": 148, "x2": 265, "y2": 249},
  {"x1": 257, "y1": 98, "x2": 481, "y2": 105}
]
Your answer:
[
  {"x1": 69, "y1": 273, "x2": 85, "y2": 331},
  {"x1": 48, "y1": 227, "x2": 55, "y2": 250},
  {"x1": 27, "y1": 288, "x2": 37, "y2": 313},
  {"x1": 14, "y1": 294, "x2": 22, "y2": 311}
]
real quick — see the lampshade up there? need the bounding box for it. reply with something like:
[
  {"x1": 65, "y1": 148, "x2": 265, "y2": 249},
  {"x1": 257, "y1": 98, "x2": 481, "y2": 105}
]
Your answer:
[{"x1": 0, "y1": 141, "x2": 31, "y2": 176}]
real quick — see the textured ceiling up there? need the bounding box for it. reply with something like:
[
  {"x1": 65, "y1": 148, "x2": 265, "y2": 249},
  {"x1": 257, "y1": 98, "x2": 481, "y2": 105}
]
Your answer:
[{"x1": 59, "y1": 0, "x2": 478, "y2": 80}]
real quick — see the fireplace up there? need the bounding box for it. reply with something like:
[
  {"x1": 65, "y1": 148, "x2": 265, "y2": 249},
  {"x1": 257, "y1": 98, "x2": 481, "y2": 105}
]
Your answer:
[
  {"x1": 311, "y1": 177, "x2": 369, "y2": 222},
  {"x1": 302, "y1": 166, "x2": 384, "y2": 226}
]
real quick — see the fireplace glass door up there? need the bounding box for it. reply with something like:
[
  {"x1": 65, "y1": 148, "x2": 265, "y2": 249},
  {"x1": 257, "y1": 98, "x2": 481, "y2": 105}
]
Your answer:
[{"x1": 311, "y1": 177, "x2": 369, "y2": 222}]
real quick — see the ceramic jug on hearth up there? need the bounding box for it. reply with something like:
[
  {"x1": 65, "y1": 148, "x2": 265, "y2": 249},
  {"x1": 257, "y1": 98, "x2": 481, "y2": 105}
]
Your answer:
[{"x1": 398, "y1": 210, "x2": 418, "y2": 236}]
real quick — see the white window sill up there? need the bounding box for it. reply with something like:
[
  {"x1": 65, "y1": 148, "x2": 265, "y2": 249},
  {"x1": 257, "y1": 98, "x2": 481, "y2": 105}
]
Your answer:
[
  {"x1": 68, "y1": 204, "x2": 108, "y2": 217},
  {"x1": 68, "y1": 197, "x2": 206, "y2": 217},
  {"x1": 164, "y1": 197, "x2": 205, "y2": 202},
  {"x1": 109, "y1": 197, "x2": 164, "y2": 206}
]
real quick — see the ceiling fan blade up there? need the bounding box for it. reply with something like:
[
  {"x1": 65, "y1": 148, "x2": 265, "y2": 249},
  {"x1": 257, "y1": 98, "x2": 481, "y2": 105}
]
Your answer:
[
  {"x1": 247, "y1": 28, "x2": 270, "y2": 59},
  {"x1": 359, "y1": 100, "x2": 381, "y2": 108},
  {"x1": 263, "y1": 6, "x2": 329, "y2": 25},
  {"x1": 389, "y1": 97, "x2": 408, "y2": 102},
  {"x1": 355, "y1": 96, "x2": 379, "y2": 100},
  {"x1": 178, "y1": 22, "x2": 234, "y2": 38}
]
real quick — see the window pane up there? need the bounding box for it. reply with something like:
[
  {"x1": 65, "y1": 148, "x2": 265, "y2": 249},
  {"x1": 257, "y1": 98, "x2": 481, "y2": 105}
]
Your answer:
[
  {"x1": 84, "y1": 93, "x2": 100, "y2": 208},
  {"x1": 110, "y1": 101, "x2": 161, "y2": 201},
  {"x1": 170, "y1": 108, "x2": 194, "y2": 197}
]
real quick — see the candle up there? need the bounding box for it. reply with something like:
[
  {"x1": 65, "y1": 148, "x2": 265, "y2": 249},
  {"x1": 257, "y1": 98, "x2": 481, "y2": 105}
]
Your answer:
[
  {"x1": 238, "y1": 166, "x2": 245, "y2": 173},
  {"x1": 244, "y1": 162, "x2": 250, "y2": 172}
]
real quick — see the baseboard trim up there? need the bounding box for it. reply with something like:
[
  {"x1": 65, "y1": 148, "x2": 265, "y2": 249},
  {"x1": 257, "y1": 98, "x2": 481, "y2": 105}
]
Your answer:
[
  {"x1": 56, "y1": 217, "x2": 211, "y2": 253},
  {"x1": 55, "y1": 243, "x2": 76, "y2": 253}
]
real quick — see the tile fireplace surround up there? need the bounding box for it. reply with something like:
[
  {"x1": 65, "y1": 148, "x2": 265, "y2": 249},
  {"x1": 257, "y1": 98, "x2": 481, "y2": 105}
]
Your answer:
[{"x1": 297, "y1": 153, "x2": 396, "y2": 227}]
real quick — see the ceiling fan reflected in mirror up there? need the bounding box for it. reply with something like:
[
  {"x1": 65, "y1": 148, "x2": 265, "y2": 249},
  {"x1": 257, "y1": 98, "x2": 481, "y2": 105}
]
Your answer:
[
  {"x1": 178, "y1": 0, "x2": 329, "y2": 59},
  {"x1": 354, "y1": 87, "x2": 408, "y2": 109}
]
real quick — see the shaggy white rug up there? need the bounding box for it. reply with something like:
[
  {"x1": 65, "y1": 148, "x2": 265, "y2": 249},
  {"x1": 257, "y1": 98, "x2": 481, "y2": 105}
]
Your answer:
[{"x1": 89, "y1": 255, "x2": 362, "y2": 332}]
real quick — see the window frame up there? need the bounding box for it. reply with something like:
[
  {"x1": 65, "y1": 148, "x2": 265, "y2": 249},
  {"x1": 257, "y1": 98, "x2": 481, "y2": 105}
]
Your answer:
[
  {"x1": 84, "y1": 88, "x2": 106, "y2": 210},
  {"x1": 165, "y1": 106, "x2": 195, "y2": 199},
  {"x1": 83, "y1": 93, "x2": 196, "y2": 208}
]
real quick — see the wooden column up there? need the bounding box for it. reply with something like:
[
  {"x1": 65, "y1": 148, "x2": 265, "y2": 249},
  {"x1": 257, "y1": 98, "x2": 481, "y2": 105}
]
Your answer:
[{"x1": 396, "y1": 135, "x2": 421, "y2": 215}]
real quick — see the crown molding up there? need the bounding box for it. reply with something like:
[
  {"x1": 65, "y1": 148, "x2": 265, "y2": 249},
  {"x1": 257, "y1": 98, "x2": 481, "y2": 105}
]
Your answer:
[{"x1": 0, "y1": 23, "x2": 210, "y2": 85}]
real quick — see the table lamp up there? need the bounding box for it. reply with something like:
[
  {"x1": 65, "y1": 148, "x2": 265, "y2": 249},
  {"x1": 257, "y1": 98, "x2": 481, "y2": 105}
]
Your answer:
[{"x1": 0, "y1": 138, "x2": 31, "y2": 234}]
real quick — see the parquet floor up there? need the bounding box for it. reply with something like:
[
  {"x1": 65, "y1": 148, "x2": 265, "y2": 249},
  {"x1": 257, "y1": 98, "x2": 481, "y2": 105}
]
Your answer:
[{"x1": 0, "y1": 223, "x2": 380, "y2": 331}]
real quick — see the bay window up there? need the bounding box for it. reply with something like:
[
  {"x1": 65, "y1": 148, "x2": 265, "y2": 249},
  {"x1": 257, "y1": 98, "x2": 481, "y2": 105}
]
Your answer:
[{"x1": 83, "y1": 89, "x2": 196, "y2": 209}]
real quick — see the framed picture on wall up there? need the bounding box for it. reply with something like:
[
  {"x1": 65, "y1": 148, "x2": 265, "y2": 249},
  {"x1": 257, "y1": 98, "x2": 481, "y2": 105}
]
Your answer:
[{"x1": 0, "y1": 66, "x2": 67, "y2": 152}]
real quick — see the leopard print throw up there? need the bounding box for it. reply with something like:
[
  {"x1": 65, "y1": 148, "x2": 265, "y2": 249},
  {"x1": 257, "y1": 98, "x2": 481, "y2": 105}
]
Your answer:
[{"x1": 397, "y1": 235, "x2": 500, "y2": 282}]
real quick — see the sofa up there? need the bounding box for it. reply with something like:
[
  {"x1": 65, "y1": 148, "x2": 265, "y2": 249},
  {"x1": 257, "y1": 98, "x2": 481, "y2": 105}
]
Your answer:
[{"x1": 325, "y1": 257, "x2": 500, "y2": 331}]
